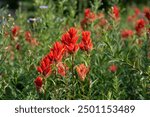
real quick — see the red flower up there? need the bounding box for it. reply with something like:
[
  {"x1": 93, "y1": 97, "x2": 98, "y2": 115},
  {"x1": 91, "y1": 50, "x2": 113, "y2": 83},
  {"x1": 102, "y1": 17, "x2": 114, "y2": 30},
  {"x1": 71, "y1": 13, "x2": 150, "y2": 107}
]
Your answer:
[
  {"x1": 79, "y1": 31, "x2": 93, "y2": 52},
  {"x1": 37, "y1": 55, "x2": 52, "y2": 77},
  {"x1": 134, "y1": 7, "x2": 141, "y2": 16},
  {"x1": 66, "y1": 43, "x2": 79, "y2": 54},
  {"x1": 25, "y1": 31, "x2": 32, "y2": 42},
  {"x1": 84, "y1": 8, "x2": 95, "y2": 20},
  {"x1": 81, "y1": 8, "x2": 96, "y2": 29},
  {"x1": 121, "y1": 29, "x2": 134, "y2": 38},
  {"x1": 34, "y1": 76, "x2": 43, "y2": 91},
  {"x1": 48, "y1": 41, "x2": 65, "y2": 62},
  {"x1": 144, "y1": 7, "x2": 150, "y2": 21},
  {"x1": 76, "y1": 64, "x2": 89, "y2": 81},
  {"x1": 61, "y1": 27, "x2": 79, "y2": 54},
  {"x1": 135, "y1": 19, "x2": 146, "y2": 36},
  {"x1": 112, "y1": 5, "x2": 120, "y2": 20},
  {"x1": 109, "y1": 64, "x2": 118, "y2": 72},
  {"x1": 99, "y1": 18, "x2": 108, "y2": 27},
  {"x1": 11, "y1": 26, "x2": 20, "y2": 38},
  {"x1": 37, "y1": 66, "x2": 43, "y2": 73},
  {"x1": 127, "y1": 15, "x2": 136, "y2": 22},
  {"x1": 30, "y1": 38, "x2": 39, "y2": 46},
  {"x1": 84, "y1": 8, "x2": 91, "y2": 18},
  {"x1": 57, "y1": 62, "x2": 68, "y2": 77},
  {"x1": 25, "y1": 31, "x2": 39, "y2": 46},
  {"x1": 61, "y1": 28, "x2": 78, "y2": 45}
]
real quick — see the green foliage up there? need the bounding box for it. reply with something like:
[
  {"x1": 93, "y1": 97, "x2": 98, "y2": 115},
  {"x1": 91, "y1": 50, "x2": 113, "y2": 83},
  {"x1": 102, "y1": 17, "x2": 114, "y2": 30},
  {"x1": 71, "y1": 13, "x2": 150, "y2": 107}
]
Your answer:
[{"x1": 0, "y1": 0, "x2": 150, "y2": 100}]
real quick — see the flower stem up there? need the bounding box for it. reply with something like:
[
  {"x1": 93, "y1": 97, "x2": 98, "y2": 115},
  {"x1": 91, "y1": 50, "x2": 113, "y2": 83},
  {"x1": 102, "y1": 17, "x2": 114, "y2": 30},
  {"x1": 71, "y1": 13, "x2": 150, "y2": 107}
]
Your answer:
[{"x1": 71, "y1": 53, "x2": 75, "y2": 78}]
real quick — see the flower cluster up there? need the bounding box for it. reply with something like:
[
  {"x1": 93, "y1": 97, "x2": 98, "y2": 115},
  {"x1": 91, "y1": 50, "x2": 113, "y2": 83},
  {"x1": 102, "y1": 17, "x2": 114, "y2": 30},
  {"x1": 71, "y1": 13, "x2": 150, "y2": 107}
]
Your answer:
[
  {"x1": 121, "y1": 29, "x2": 134, "y2": 39},
  {"x1": 61, "y1": 27, "x2": 79, "y2": 54},
  {"x1": 81, "y1": 8, "x2": 96, "y2": 28},
  {"x1": 144, "y1": 7, "x2": 150, "y2": 21},
  {"x1": 34, "y1": 27, "x2": 93, "y2": 92},
  {"x1": 81, "y1": 8, "x2": 108, "y2": 29},
  {"x1": 3, "y1": 25, "x2": 39, "y2": 58},
  {"x1": 11, "y1": 26, "x2": 20, "y2": 39},
  {"x1": 135, "y1": 19, "x2": 146, "y2": 36},
  {"x1": 79, "y1": 31, "x2": 93, "y2": 52},
  {"x1": 112, "y1": 5, "x2": 120, "y2": 20},
  {"x1": 25, "y1": 31, "x2": 39, "y2": 46},
  {"x1": 11, "y1": 25, "x2": 39, "y2": 48}
]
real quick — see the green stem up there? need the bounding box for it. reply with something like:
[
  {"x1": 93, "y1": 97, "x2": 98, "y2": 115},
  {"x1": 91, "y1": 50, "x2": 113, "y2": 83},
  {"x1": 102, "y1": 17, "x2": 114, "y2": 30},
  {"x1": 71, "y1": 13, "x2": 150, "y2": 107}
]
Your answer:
[{"x1": 71, "y1": 53, "x2": 75, "y2": 78}]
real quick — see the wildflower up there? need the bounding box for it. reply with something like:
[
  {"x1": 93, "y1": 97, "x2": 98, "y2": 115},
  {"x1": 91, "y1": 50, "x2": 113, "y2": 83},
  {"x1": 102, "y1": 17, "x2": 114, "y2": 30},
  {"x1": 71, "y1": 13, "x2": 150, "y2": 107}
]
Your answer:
[
  {"x1": 134, "y1": 7, "x2": 141, "y2": 16},
  {"x1": 135, "y1": 19, "x2": 146, "y2": 36},
  {"x1": 84, "y1": 8, "x2": 96, "y2": 21},
  {"x1": 61, "y1": 27, "x2": 79, "y2": 54},
  {"x1": 76, "y1": 64, "x2": 89, "y2": 81},
  {"x1": 112, "y1": 5, "x2": 120, "y2": 20},
  {"x1": 81, "y1": 8, "x2": 96, "y2": 29},
  {"x1": 144, "y1": 7, "x2": 150, "y2": 21},
  {"x1": 25, "y1": 31, "x2": 32, "y2": 42},
  {"x1": 66, "y1": 43, "x2": 79, "y2": 54},
  {"x1": 11, "y1": 25, "x2": 20, "y2": 38},
  {"x1": 37, "y1": 56, "x2": 52, "y2": 76},
  {"x1": 48, "y1": 41, "x2": 65, "y2": 62},
  {"x1": 79, "y1": 31, "x2": 93, "y2": 52},
  {"x1": 109, "y1": 64, "x2": 118, "y2": 72},
  {"x1": 34, "y1": 76, "x2": 43, "y2": 91},
  {"x1": 25, "y1": 31, "x2": 39, "y2": 46},
  {"x1": 121, "y1": 29, "x2": 134, "y2": 38},
  {"x1": 127, "y1": 15, "x2": 135, "y2": 23},
  {"x1": 84, "y1": 8, "x2": 91, "y2": 18},
  {"x1": 37, "y1": 66, "x2": 43, "y2": 73},
  {"x1": 30, "y1": 38, "x2": 39, "y2": 46},
  {"x1": 99, "y1": 18, "x2": 108, "y2": 27},
  {"x1": 57, "y1": 62, "x2": 68, "y2": 77},
  {"x1": 97, "y1": 12, "x2": 105, "y2": 19}
]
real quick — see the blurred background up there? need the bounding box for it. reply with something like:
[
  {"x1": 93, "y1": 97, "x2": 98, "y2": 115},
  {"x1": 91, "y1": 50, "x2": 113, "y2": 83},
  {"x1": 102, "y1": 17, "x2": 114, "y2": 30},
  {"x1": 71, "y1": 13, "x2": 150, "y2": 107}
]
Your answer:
[{"x1": 0, "y1": 0, "x2": 150, "y2": 13}]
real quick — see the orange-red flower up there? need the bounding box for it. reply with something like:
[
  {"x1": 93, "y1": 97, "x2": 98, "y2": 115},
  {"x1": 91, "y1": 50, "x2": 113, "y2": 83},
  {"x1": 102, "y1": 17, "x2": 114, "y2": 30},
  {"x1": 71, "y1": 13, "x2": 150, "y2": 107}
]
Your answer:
[
  {"x1": 61, "y1": 28, "x2": 79, "y2": 54},
  {"x1": 76, "y1": 64, "x2": 89, "y2": 81},
  {"x1": 109, "y1": 64, "x2": 118, "y2": 72},
  {"x1": 25, "y1": 31, "x2": 39, "y2": 46},
  {"x1": 99, "y1": 18, "x2": 108, "y2": 27},
  {"x1": 127, "y1": 15, "x2": 135, "y2": 23},
  {"x1": 57, "y1": 62, "x2": 68, "y2": 77},
  {"x1": 135, "y1": 19, "x2": 146, "y2": 36},
  {"x1": 121, "y1": 29, "x2": 134, "y2": 38},
  {"x1": 25, "y1": 31, "x2": 32, "y2": 42},
  {"x1": 112, "y1": 5, "x2": 120, "y2": 20},
  {"x1": 34, "y1": 76, "x2": 43, "y2": 91},
  {"x1": 30, "y1": 38, "x2": 39, "y2": 46},
  {"x1": 84, "y1": 8, "x2": 96, "y2": 21},
  {"x1": 37, "y1": 55, "x2": 52, "y2": 76},
  {"x1": 79, "y1": 31, "x2": 93, "y2": 52},
  {"x1": 84, "y1": 8, "x2": 91, "y2": 18},
  {"x1": 11, "y1": 25, "x2": 20, "y2": 38},
  {"x1": 81, "y1": 8, "x2": 96, "y2": 29},
  {"x1": 144, "y1": 7, "x2": 150, "y2": 21},
  {"x1": 134, "y1": 7, "x2": 141, "y2": 16},
  {"x1": 48, "y1": 41, "x2": 65, "y2": 62}
]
